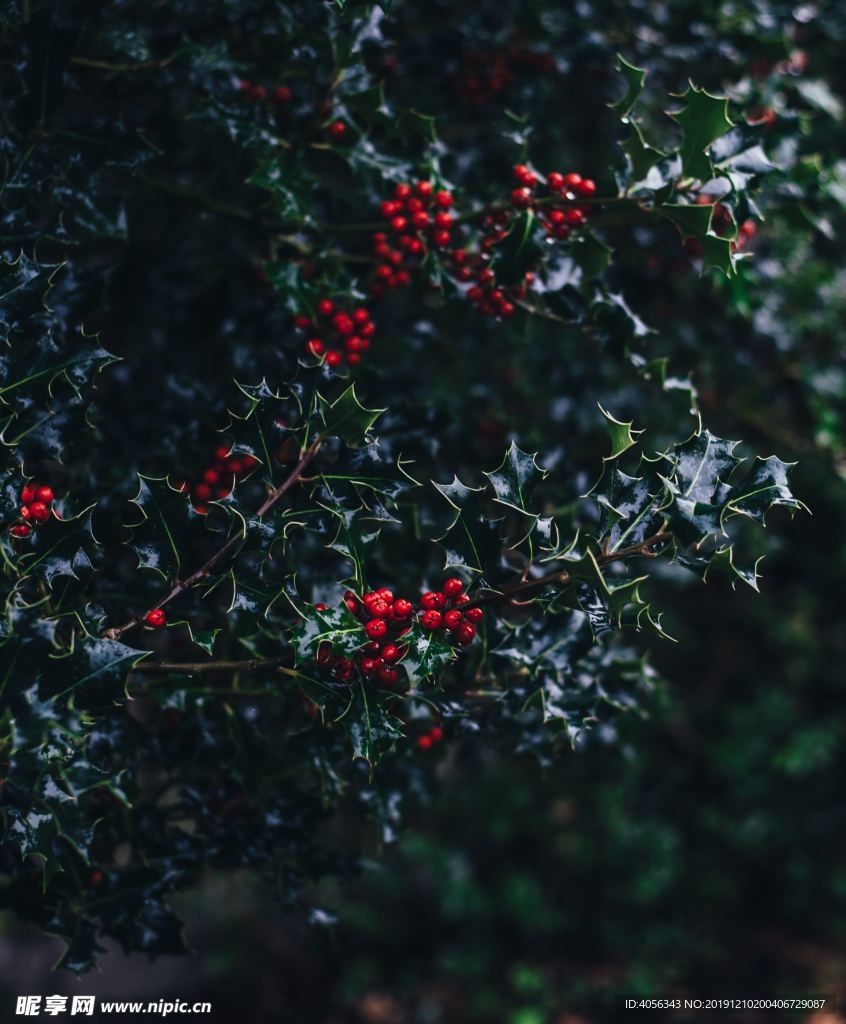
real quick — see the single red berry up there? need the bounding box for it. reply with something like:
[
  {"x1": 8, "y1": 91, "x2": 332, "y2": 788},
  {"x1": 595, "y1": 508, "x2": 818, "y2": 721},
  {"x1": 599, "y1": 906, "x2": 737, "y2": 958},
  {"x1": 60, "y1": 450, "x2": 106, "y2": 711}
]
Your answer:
[
  {"x1": 316, "y1": 644, "x2": 334, "y2": 666},
  {"x1": 381, "y1": 644, "x2": 400, "y2": 663},
  {"x1": 499, "y1": 301, "x2": 515, "y2": 317},
  {"x1": 564, "y1": 173, "x2": 582, "y2": 188},
  {"x1": 576, "y1": 178, "x2": 596, "y2": 196},
  {"x1": 393, "y1": 598, "x2": 413, "y2": 618},
  {"x1": 29, "y1": 501, "x2": 49, "y2": 523},
  {"x1": 395, "y1": 270, "x2": 411, "y2": 286},
  {"x1": 227, "y1": 458, "x2": 244, "y2": 475},
  {"x1": 477, "y1": 268, "x2": 494, "y2": 285},
  {"x1": 376, "y1": 588, "x2": 394, "y2": 603},
  {"x1": 145, "y1": 609, "x2": 166, "y2": 628},
  {"x1": 345, "y1": 597, "x2": 359, "y2": 614},
  {"x1": 215, "y1": 445, "x2": 230, "y2": 461},
  {"x1": 451, "y1": 248, "x2": 467, "y2": 265},
  {"x1": 334, "y1": 659, "x2": 354, "y2": 681},
  {"x1": 443, "y1": 577, "x2": 464, "y2": 597},
  {"x1": 391, "y1": 215, "x2": 408, "y2": 233},
  {"x1": 411, "y1": 210, "x2": 430, "y2": 229},
  {"x1": 407, "y1": 197, "x2": 424, "y2": 213},
  {"x1": 314, "y1": 603, "x2": 329, "y2": 611},
  {"x1": 511, "y1": 187, "x2": 532, "y2": 208},
  {"x1": 417, "y1": 734, "x2": 433, "y2": 750},
  {"x1": 328, "y1": 120, "x2": 346, "y2": 139},
  {"x1": 368, "y1": 599, "x2": 391, "y2": 619},
  {"x1": 194, "y1": 483, "x2": 212, "y2": 501},
  {"x1": 20, "y1": 505, "x2": 31, "y2": 520},
  {"x1": 432, "y1": 230, "x2": 451, "y2": 248},
  {"x1": 566, "y1": 208, "x2": 586, "y2": 226},
  {"x1": 203, "y1": 468, "x2": 219, "y2": 485},
  {"x1": 434, "y1": 212, "x2": 453, "y2": 228},
  {"x1": 408, "y1": 238, "x2": 423, "y2": 255},
  {"x1": 395, "y1": 183, "x2": 412, "y2": 200},
  {"x1": 352, "y1": 308, "x2": 370, "y2": 325},
  {"x1": 10, "y1": 523, "x2": 31, "y2": 538},
  {"x1": 363, "y1": 641, "x2": 381, "y2": 656},
  {"x1": 325, "y1": 350, "x2": 343, "y2": 368},
  {"x1": 36, "y1": 486, "x2": 54, "y2": 504},
  {"x1": 360, "y1": 322, "x2": 376, "y2": 338},
  {"x1": 467, "y1": 286, "x2": 483, "y2": 302},
  {"x1": 318, "y1": 299, "x2": 334, "y2": 317},
  {"x1": 88, "y1": 869, "x2": 104, "y2": 886},
  {"x1": 360, "y1": 658, "x2": 378, "y2": 676},
  {"x1": 306, "y1": 338, "x2": 325, "y2": 357},
  {"x1": 416, "y1": 181, "x2": 433, "y2": 197},
  {"x1": 421, "y1": 610, "x2": 443, "y2": 630},
  {"x1": 366, "y1": 618, "x2": 388, "y2": 640},
  {"x1": 455, "y1": 623, "x2": 476, "y2": 646},
  {"x1": 429, "y1": 726, "x2": 443, "y2": 743},
  {"x1": 513, "y1": 163, "x2": 530, "y2": 181},
  {"x1": 294, "y1": 315, "x2": 310, "y2": 330},
  {"x1": 443, "y1": 609, "x2": 463, "y2": 630},
  {"x1": 547, "y1": 171, "x2": 565, "y2": 190},
  {"x1": 380, "y1": 200, "x2": 400, "y2": 219},
  {"x1": 464, "y1": 606, "x2": 484, "y2": 623},
  {"x1": 435, "y1": 190, "x2": 453, "y2": 208},
  {"x1": 21, "y1": 484, "x2": 35, "y2": 504},
  {"x1": 376, "y1": 664, "x2": 399, "y2": 687},
  {"x1": 420, "y1": 591, "x2": 445, "y2": 610},
  {"x1": 274, "y1": 85, "x2": 292, "y2": 104}
]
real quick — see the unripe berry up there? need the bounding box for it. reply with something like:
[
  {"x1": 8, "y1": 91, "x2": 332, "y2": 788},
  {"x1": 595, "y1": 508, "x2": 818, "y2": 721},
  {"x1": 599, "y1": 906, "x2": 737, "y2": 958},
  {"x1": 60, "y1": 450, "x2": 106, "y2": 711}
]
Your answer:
[
  {"x1": 443, "y1": 577, "x2": 464, "y2": 597},
  {"x1": 421, "y1": 610, "x2": 443, "y2": 630},
  {"x1": 365, "y1": 618, "x2": 388, "y2": 640},
  {"x1": 393, "y1": 598, "x2": 413, "y2": 618},
  {"x1": 420, "y1": 591, "x2": 445, "y2": 610},
  {"x1": 36, "y1": 486, "x2": 54, "y2": 503},
  {"x1": 29, "y1": 502, "x2": 49, "y2": 523},
  {"x1": 464, "y1": 606, "x2": 484, "y2": 623},
  {"x1": 145, "y1": 609, "x2": 166, "y2": 628}
]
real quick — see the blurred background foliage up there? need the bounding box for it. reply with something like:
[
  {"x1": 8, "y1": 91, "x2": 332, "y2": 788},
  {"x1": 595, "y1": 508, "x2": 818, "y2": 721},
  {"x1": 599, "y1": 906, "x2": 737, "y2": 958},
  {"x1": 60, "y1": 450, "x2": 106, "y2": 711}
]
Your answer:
[{"x1": 1, "y1": 0, "x2": 846, "y2": 1020}]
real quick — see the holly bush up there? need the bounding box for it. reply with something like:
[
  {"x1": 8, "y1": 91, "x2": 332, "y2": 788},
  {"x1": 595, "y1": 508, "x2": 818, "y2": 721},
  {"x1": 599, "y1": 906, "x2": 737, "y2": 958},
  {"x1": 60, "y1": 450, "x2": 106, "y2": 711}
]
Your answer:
[{"x1": 1, "y1": 0, "x2": 836, "y2": 974}]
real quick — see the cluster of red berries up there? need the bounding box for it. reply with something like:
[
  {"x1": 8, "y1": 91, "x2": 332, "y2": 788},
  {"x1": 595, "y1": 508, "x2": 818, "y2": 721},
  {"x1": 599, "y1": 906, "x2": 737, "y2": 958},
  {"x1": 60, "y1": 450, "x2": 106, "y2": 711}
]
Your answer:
[
  {"x1": 294, "y1": 300, "x2": 377, "y2": 369},
  {"x1": 9, "y1": 482, "x2": 55, "y2": 538},
  {"x1": 314, "y1": 578, "x2": 484, "y2": 688},
  {"x1": 172, "y1": 445, "x2": 260, "y2": 515},
  {"x1": 238, "y1": 80, "x2": 292, "y2": 106},
  {"x1": 416, "y1": 724, "x2": 444, "y2": 751},
  {"x1": 370, "y1": 181, "x2": 455, "y2": 296},
  {"x1": 509, "y1": 164, "x2": 597, "y2": 239}
]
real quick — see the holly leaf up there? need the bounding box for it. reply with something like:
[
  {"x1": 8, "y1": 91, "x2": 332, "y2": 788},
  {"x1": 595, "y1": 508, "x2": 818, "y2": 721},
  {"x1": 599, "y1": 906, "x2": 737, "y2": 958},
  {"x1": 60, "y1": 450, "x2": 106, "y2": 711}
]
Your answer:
[
  {"x1": 433, "y1": 476, "x2": 500, "y2": 576},
  {"x1": 342, "y1": 681, "x2": 404, "y2": 767},
  {"x1": 399, "y1": 621, "x2": 456, "y2": 684},
  {"x1": 599, "y1": 405, "x2": 643, "y2": 460},
  {"x1": 670, "y1": 84, "x2": 734, "y2": 183},
  {"x1": 126, "y1": 476, "x2": 207, "y2": 582},
  {"x1": 612, "y1": 55, "x2": 647, "y2": 116},
  {"x1": 292, "y1": 603, "x2": 365, "y2": 667},
  {"x1": 317, "y1": 384, "x2": 384, "y2": 447}
]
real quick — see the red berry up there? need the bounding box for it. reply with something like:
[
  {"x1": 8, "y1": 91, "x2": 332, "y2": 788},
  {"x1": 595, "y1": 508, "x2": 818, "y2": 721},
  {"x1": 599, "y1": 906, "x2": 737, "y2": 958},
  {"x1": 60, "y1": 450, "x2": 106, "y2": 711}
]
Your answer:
[
  {"x1": 376, "y1": 664, "x2": 399, "y2": 687},
  {"x1": 547, "y1": 171, "x2": 565, "y2": 190},
  {"x1": 360, "y1": 322, "x2": 376, "y2": 338},
  {"x1": 381, "y1": 644, "x2": 400, "y2": 663},
  {"x1": 345, "y1": 597, "x2": 359, "y2": 614},
  {"x1": 318, "y1": 299, "x2": 334, "y2": 317},
  {"x1": 443, "y1": 577, "x2": 464, "y2": 598},
  {"x1": 274, "y1": 86, "x2": 292, "y2": 104},
  {"x1": 194, "y1": 483, "x2": 212, "y2": 501},
  {"x1": 421, "y1": 610, "x2": 443, "y2": 630},
  {"x1": 316, "y1": 644, "x2": 334, "y2": 666},
  {"x1": 10, "y1": 523, "x2": 31, "y2": 538},
  {"x1": 443, "y1": 609, "x2": 463, "y2": 630},
  {"x1": 499, "y1": 301, "x2": 515, "y2": 317},
  {"x1": 416, "y1": 181, "x2": 433, "y2": 197},
  {"x1": 306, "y1": 338, "x2": 325, "y2": 357},
  {"x1": 214, "y1": 445, "x2": 230, "y2": 461},
  {"x1": 464, "y1": 606, "x2": 484, "y2": 623},
  {"x1": 376, "y1": 588, "x2": 394, "y2": 603},
  {"x1": 329, "y1": 120, "x2": 346, "y2": 139},
  {"x1": 566, "y1": 208, "x2": 586, "y2": 226},
  {"x1": 294, "y1": 315, "x2": 310, "y2": 330},
  {"x1": 391, "y1": 216, "x2": 408, "y2": 233},
  {"x1": 88, "y1": 869, "x2": 104, "y2": 886},
  {"x1": 145, "y1": 609, "x2": 166, "y2": 628},
  {"x1": 477, "y1": 268, "x2": 494, "y2": 285},
  {"x1": 21, "y1": 484, "x2": 35, "y2": 504},
  {"x1": 429, "y1": 726, "x2": 443, "y2": 743},
  {"x1": 417, "y1": 734, "x2": 433, "y2": 750},
  {"x1": 365, "y1": 618, "x2": 388, "y2": 640},
  {"x1": 451, "y1": 248, "x2": 467, "y2": 265},
  {"x1": 314, "y1": 603, "x2": 329, "y2": 611},
  {"x1": 511, "y1": 188, "x2": 532, "y2": 208},
  {"x1": 227, "y1": 458, "x2": 244, "y2": 474},
  {"x1": 455, "y1": 594, "x2": 471, "y2": 605},
  {"x1": 19, "y1": 505, "x2": 31, "y2": 519},
  {"x1": 352, "y1": 308, "x2": 370, "y2": 325},
  {"x1": 420, "y1": 591, "x2": 445, "y2": 610},
  {"x1": 455, "y1": 623, "x2": 476, "y2": 646},
  {"x1": 576, "y1": 178, "x2": 596, "y2": 196},
  {"x1": 432, "y1": 230, "x2": 451, "y2": 248},
  {"x1": 380, "y1": 200, "x2": 400, "y2": 218},
  {"x1": 325, "y1": 350, "x2": 343, "y2": 368},
  {"x1": 203, "y1": 468, "x2": 219, "y2": 485},
  {"x1": 467, "y1": 286, "x2": 483, "y2": 302},
  {"x1": 36, "y1": 486, "x2": 54, "y2": 504},
  {"x1": 395, "y1": 183, "x2": 412, "y2": 200},
  {"x1": 435, "y1": 190, "x2": 453, "y2": 208},
  {"x1": 411, "y1": 210, "x2": 429, "y2": 229},
  {"x1": 368, "y1": 599, "x2": 390, "y2": 619},
  {"x1": 564, "y1": 173, "x2": 582, "y2": 188},
  {"x1": 360, "y1": 658, "x2": 378, "y2": 676},
  {"x1": 407, "y1": 197, "x2": 424, "y2": 213},
  {"x1": 29, "y1": 502, "x2": 49, "y2": 523},
  {"x1": 393, "y1": 598, "x2": 413, "y2": 618},
  {"x1": 434, "y1": 212, "x2": 453, "y2": 228}
]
